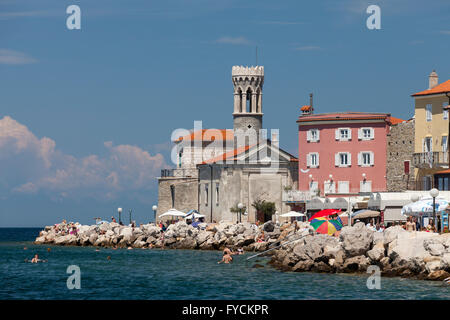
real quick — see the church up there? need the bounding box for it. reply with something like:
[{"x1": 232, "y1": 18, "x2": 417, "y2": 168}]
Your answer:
[{"x1": 156, "y1": 66, "x2": 298, "y2": 223}]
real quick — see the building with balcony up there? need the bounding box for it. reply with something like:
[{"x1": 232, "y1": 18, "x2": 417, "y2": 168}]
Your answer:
[
  {"x1": 412, "y1": 70, "x2": 450, "y2": 190},
  {"x1": 297, "y1": 112, "x2": 395, "y2": 196}
]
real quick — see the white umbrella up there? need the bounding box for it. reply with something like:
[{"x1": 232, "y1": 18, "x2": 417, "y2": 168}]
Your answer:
[
  {"x1": 159, "y1": 208, "x2": 187, "y2": 218},
  {"x1": 401, "y1": 197, "x2": 449, "y2": 216},
  {"x1": 280, "y1": 211, "x2": 305, "y2": 217}
]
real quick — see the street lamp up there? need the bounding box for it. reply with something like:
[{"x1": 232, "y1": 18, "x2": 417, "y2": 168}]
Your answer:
[
  {"x1": 129, "y1": 209, "x2": 133, "y2": 225},
  {"x1": 117, "y1": 207, "x2": 122, "y2": 224},
  {"x1": 237, "y1": 203, "x2": 244, "y2": 223},
  {"x1": 152, "y1": 205, "x2": 158, "y2": 223},
  {"x1": 410, "y1": 194, "x2": 420, "y2": 203},
  {"x1": 430, "y1": 188, "x2": 439, "y2": 230}
]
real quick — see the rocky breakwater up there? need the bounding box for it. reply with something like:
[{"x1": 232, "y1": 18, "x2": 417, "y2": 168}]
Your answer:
[
  {"x1": 34, "y1": 220, "x2": 299, "y2": 252},
  {"x1": 269, "y1": 222, "x2": 450, "y2": 281}
]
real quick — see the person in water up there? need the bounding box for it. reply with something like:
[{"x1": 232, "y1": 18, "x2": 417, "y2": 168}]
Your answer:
[
  {"x1": 27, "y1": 254, "x2": 47, "y2": 263},
  {"x1": 218, "y1": 253, "x2": 233, "y2": 264}
]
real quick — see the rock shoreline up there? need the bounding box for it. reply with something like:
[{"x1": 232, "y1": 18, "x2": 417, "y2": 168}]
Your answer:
[
  {"x1": 269, "y1": 222, "x2": 450, "y2": 281},
  {"x1": 35, "y1": 221, "x2": 450, "y2": 281},
  {"x1": 35, "y1": 220, "x2": 279, "y2": 252}
]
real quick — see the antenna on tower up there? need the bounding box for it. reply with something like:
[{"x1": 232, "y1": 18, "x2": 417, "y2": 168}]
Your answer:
[{"x1": 309, "y1": 93, "x2": 314, "y2": 114}]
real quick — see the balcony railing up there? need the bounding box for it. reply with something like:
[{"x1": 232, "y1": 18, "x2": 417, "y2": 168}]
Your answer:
[
  {"x1": 160, "y1": 168, "x2": 198, "y2": 178},
  {"x1": 412, "y1": 151, "x2": 449, "y2": 168}
]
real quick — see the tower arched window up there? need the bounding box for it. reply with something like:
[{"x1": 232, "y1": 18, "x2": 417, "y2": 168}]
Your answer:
[{"x1": 246, "y1": 88, "x2": 252, "y2": 113}]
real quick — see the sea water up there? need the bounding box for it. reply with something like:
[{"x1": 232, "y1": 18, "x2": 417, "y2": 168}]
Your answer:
[{"x1": 0, "y1": 228, "x2": 449, "y2": 300}]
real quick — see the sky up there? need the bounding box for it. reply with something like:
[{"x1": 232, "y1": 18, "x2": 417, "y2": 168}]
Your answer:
[{"x1": 0, "y1": 0, "x2": 449, "y2": 226}]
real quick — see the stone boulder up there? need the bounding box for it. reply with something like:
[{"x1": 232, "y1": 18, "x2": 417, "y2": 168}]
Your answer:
[
  {"x1": 262, "y1": 221, "x2": 275, "y2": 233},
  {"x1": 367, "y1": 242, "x2": 385, "y2": 262},
  {"x1": 341, "y1": 255, "x2": 370, "y2": 273},
  {"x1": 339, "y1": 222, "x2": 373, "y2": 258}
]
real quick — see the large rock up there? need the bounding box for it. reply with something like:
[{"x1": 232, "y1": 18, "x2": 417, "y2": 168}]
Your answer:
[
  {"x1": 367, "y1": 242, "x2": 385, "y2": 262},
  {"x1": 341, "y1": 255, "x2": 370, "y2": 273},
  {"x1": 388, "y1": 231, "x2": 438, "y2": 271},
  {"x1": 99, "y1": 222, "x2": 112, "y2": 232},
  {"x1": 263, "y1": 221, "x2": 275, "y2": 233},
  {"x1": 120, "y1": 227, "x2": 136, "y2": 244},
  {"x1": 340, "y1": 222, "x2": 373, "y2": 258},
  {"x1": 427, "y1": 270, "x2": 450, "y2": 281},
  {"x1": 423, "y1": 238, "x2": 445, "y2": 256}
]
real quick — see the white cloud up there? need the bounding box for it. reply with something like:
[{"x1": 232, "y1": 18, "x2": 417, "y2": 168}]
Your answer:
[
  {"x1": 0, "y1": 116, "x2": 168, "y2": 201},
  {"x1": 215, "y1": 36, "x2": 253, "y2": 45},
  {"x1": 0, "y1": 49, "x2": 37, "y2": 65}
]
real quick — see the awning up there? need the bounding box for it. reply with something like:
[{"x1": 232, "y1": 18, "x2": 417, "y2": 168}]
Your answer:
[
  {"x1": 352, "y1": 209, "x2": 380, "y2": 219},
  {"x1": 383, "y1": 207, "x2": 405, "y2": 222}
]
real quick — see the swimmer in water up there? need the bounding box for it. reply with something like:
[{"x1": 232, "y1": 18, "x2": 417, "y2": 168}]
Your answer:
[
  {"x1": 218, "y1": 253, "x2": 233, "y2": 264},
  {"x1": 47, "y1": 248, "x2": 51, "y2": 252},
  {"x1": 28, "y1": 254, "x2": 47, "y2": 263},
  {"x1": 107, "y1": 256, "x2": 111, "y2": 260}
]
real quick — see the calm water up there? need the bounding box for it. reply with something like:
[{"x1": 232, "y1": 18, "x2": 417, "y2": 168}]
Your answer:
[{"x1": 0, "y1": 228, "x2": 449, "y2": 300}]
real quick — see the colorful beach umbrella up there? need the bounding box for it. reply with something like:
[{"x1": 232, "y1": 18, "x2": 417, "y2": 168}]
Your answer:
[
  {"x1": 308, "y1": 209, "x2": 342, "y2": 222},
  {"x1": 310, "y1": 217, "x2": 342, "y2": 236}
]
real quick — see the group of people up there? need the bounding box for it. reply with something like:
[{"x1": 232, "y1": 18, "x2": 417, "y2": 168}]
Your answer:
[
  {"x1": 365, "y1": 220, "x2": 385, "y2": 232},
  {"x1": 217, "y1": 247, "x2": 244, "y2": 264},
  {"x1": 52, "y1": 220, "x2": 79, "y2": 236},
  {"x1": 404, "y1": 216, "x2": 439, "y2": 232}
]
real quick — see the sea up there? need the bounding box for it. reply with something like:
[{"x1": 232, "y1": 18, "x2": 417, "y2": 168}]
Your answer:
[{"x1": 0, "y1": 228, "x2": 449, "y2": 300}]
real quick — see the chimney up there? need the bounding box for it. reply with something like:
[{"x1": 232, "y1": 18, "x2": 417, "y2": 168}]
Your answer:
[{"x1": 429, "y1": 70, "x2": 438, "y2": 89}]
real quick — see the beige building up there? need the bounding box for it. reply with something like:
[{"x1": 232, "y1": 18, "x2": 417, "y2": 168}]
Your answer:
[{"x1": 412, "y1": 70, "x2": 450, "y2": 190}]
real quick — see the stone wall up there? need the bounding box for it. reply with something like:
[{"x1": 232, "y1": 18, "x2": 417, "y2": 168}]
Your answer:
[
  {"x1": 157, "y1": 177, "x2": 198, "y2": 220},
  {"x1": 386, "y1": 119, "x2": 415, "y2": 191}
]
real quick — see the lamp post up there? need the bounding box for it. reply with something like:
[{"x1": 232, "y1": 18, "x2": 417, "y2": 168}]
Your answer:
[
  {"x1": 118, "y1": 207, "x2": 122, "y2": 224},
  {"x1": 237, "y1": 203, "x2": 244, "y2": 223},
  {"x1": 152, "y1": 205, "x2": 158, "y2": 223},
  {"x1": 430, "y1": 188, "x2": 439, "y2": 230},
  {"x1": 129, "y1": 209, "x2": 133, "y2": 226}
]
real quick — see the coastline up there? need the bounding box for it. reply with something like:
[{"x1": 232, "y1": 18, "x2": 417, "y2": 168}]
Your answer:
[{"x1": 34, "y1": 220, "x2": 450, "y2": 282}]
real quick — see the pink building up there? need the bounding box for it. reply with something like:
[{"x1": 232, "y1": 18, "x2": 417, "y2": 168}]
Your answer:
[{"x1": 297, "y1": 112, "x2": 395, "y2": 195}]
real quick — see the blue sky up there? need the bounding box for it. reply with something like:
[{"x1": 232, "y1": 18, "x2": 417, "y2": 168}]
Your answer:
[{"x1": 1, "y1": 0, "x2": 449, "y2": 226}]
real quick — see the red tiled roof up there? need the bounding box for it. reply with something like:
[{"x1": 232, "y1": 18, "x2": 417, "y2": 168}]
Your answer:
[
  {"x1": 412, "y1": 80, "x2": 450, "y2": 97},
  {"x1": 297, "y1": 112, "x2": 390, "y2": 123},
  {"x1": 200, "y1": 145, "x2": 252, "y2": 164},
  {"x1": 390, "y1": 117, "x2": 406, "y2": 125},
  {"x1": 300, "y1": 105, "x2": 311, "y2": 111},
  {"x1": 175, "y1": 129, "x2": 234, "y2": 142}
]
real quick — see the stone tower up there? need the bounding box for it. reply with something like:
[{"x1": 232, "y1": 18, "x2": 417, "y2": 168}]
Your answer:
[{"x1": 232, "y1": 66, "x2": 264, "y2": 146}]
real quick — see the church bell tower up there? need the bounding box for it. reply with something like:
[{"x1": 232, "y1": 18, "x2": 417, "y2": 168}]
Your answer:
[{"x1": 232, "y1": 66, "x2": 264, "y2": 146}]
